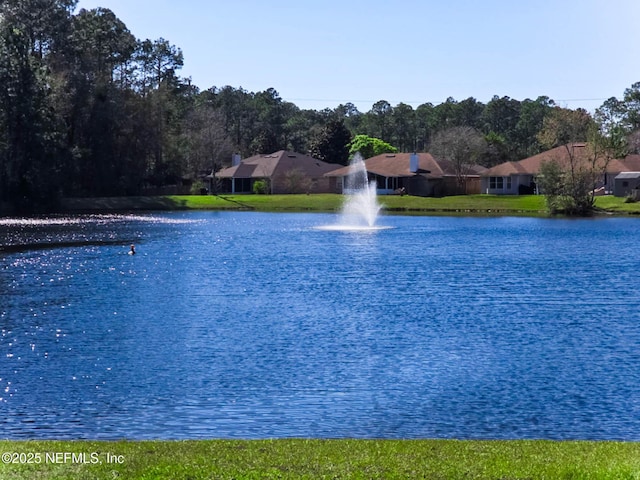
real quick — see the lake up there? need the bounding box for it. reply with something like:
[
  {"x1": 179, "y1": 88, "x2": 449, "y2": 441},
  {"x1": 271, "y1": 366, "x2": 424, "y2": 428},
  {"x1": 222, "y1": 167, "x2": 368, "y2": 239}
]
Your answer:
[{"x1": 1, "y1": 211, "x2": 639, "y2": 440}]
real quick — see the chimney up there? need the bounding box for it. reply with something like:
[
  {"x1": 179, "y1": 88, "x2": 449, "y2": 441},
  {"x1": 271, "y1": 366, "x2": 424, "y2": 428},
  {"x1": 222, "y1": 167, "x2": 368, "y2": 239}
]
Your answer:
[
  {"x1": 410, "y1": 153, "x2": 419, "y2": 173},
  {"x1": 232, "y1": 153, "x2": 241, "y2": 166}
]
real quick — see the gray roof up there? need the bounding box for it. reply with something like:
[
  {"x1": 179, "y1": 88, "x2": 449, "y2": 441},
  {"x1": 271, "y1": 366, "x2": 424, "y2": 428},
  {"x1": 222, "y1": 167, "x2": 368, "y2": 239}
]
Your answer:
[{"x1": 614, "y1": 172, "x2": 640, "y2": 179}]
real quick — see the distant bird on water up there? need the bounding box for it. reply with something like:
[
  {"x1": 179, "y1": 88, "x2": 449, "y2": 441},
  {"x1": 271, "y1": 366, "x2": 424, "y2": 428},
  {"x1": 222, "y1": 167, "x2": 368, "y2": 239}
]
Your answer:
[{"x1": 129, "y1": 244, "x2": 136, "y2": 255}]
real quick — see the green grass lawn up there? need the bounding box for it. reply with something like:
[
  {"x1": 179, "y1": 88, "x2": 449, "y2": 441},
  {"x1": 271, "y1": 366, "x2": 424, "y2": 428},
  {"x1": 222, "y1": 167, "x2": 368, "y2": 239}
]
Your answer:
[
  {"x1": 59, "y1": 193, "x2": 640, "y2": 217},
  {"x1": 167, "y1": 193, "x2": 345, "y2": 212},
  {"x1": 380, "y1": 194, "x2": 547, "y2": 213},
  {"x1": 594, "y1": 195, "x2": 640, "y2": 214},
  {"x1": 1, "y1": 439, "x2": 640, "y2": 479},
  {"x1": 166, "y1": 193, "x2": 550, "y2": 214}
]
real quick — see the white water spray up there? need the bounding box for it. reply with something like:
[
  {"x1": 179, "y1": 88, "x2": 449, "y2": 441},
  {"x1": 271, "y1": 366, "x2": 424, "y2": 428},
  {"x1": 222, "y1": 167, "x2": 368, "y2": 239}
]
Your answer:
[
  {"x1": 340, "y1": 152, "x2": 381, "y2": 227},
  {"x1": 317, "y1": 152, "x2": 388, "y2": 231}
]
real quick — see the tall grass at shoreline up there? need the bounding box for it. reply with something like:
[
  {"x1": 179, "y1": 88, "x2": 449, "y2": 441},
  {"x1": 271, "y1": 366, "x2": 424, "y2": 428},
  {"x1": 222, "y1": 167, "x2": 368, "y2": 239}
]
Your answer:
[{"x1": 1, "y1": 439, "x2": 640, "y2": 479}]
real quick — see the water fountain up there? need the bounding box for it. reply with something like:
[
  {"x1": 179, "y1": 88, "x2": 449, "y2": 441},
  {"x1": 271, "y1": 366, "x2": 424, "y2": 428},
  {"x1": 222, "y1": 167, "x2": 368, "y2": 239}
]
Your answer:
[{"x1": 318, "y1": 153, "x2": 388, "y2": 231}]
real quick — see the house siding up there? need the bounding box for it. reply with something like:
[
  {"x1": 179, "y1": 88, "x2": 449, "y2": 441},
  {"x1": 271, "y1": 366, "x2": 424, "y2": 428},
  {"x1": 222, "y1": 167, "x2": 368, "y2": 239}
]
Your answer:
[
  {"x1": 481, "y1": 175, "x2": 535, "y2": 195},
  {"x1": 271, "y1": 175, "x2": 334, "y2": 194},
  {"x1": 613, "y1": 173, "x2": 640, "y2": 197}
]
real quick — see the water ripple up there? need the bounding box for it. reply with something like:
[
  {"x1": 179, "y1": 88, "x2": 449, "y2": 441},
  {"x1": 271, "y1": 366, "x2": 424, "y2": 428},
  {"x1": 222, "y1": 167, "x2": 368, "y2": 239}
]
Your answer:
[{"x1": 1, "y1": 212, "x2": 640, "y2": 440}]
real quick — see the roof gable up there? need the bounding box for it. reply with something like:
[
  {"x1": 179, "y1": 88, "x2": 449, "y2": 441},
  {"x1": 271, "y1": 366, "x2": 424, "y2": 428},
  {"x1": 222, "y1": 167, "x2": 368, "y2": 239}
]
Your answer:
[
  {"x1": 325, "y1": 152, "x2": 467, "y2": 179},
  {"x1": 519, "y1": 144, "x2": 589, "y2": 174},
  {"x1": 216, "y1": 151, "x2": 341, "y2": 178},
  {"x1": 272, "y1": 151, "x2": 343, "y2": 176},
  {"x1": 618, "y1": 154, "x2": 640, "y2": 171},
  {"x1": 483, "y1": 143, "x2": 630, "y2": 176}
]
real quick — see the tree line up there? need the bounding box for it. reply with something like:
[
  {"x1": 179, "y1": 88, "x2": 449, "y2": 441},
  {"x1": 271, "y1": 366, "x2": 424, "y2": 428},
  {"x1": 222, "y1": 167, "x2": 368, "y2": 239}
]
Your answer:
[{"x1": 2, "y1": 0, "x2": 639, "y2": 211}]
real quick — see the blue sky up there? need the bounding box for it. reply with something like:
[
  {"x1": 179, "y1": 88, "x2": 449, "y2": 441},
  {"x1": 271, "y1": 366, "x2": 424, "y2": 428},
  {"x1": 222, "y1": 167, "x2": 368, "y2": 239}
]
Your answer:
[{"x1": 75, "y1": 0, "x2": 640, "y2": 113}]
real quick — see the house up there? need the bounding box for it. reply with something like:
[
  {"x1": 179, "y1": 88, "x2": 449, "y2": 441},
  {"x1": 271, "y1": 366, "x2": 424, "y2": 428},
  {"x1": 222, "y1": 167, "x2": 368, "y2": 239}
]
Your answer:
[
  {"x1": 325, "y1": 152, "x2": 485, "y2": 196},
  {"x1": 609, "y1": 155, "x2": 640, "y2": 196},
  {"x1": 613, "y1": 172, "x2": 640, "y2": 197},
  {"x1": 212, "y1": 151, "x2": 342, "y2": 194},
  {"x1": 481, "y1": 144, "x2": 640, "y2": 195},
  {"x1": 481, "y1": 144, "x2": 584, "y2": 195}
]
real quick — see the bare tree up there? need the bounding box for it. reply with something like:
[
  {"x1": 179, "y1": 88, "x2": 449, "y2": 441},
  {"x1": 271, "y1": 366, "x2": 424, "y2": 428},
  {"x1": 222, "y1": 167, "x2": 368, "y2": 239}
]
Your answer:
[
  {"x1": 429, "y1": 126, "x2": 486, "y2": 193},
  {"x1": 537, "y1": 143, "x2": 614, "y2": 215},
  {"x1": 281, "y1": 168, "x2": 313, "y2": 194},
  {"x1": 627, "y1": 130, "x2": 640, "y2": 154},
  {"x1": 184, "y1": 106, "x2": 234, "y2": 192},
  {"x1": 537, "y1": 108, "x2": 615, "y2": 215}
]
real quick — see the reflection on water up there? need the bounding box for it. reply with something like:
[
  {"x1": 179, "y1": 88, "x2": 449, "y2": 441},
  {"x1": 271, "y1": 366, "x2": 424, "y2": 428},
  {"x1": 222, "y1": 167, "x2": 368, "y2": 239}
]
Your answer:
[
  {"x1": 0, "y1": 213, "x2": 199, "y2": 226},
  {"x1": 0, "y1": 214, "x2": 199, "y2": 253},
  {"x1": 1, "y1": 212, "x2": 640, "y2": 440}
]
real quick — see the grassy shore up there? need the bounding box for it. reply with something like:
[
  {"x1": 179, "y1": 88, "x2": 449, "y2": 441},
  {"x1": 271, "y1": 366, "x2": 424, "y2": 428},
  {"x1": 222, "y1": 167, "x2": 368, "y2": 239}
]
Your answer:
[
  {"x1": 57, "y1": 193, "x2": 640, "y2": 216},
  {"x1": 1, "y1": 439, "x2": 640, "y2": 479}
]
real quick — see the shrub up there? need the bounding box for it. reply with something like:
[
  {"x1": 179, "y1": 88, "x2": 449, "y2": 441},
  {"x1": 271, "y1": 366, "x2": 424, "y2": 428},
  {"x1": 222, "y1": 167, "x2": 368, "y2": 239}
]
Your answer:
[
  {"x1": 190, "y1": 180, "x2": 208, "y2": 195},
  {"x1": 253, "y1": 180, "x2": 269, "y2": 194}
]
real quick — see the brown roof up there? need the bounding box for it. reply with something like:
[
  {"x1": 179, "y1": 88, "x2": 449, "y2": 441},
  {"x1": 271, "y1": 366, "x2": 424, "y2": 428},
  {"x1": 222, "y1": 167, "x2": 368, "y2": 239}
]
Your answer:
[
  {"x1": 483, "y1": 161, "x2": 526, "y2": 176},
  {"x1": 618, "y1": 154, "x2": 640, "y2": 171},
  {"x1": 216, "y1": 151, "x2": 341, "y2": 178},
  {"x1": 325, "y1": 152, "x2": 483, "y2": 179},
  {"x1": 483, "y1": 143, "x2": 635, "y2": 176}
]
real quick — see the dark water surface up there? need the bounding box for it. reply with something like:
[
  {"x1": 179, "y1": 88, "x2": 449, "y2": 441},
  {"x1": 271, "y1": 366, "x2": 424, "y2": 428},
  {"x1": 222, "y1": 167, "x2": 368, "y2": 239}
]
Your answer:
[{"x1": 1, "y1": 212, "x2": 639, "y2": 440}]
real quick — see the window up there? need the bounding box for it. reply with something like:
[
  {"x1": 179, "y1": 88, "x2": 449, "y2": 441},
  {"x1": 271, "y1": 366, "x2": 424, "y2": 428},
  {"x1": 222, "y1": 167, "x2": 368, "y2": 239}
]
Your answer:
[
  {"x1": 489, "y1": 177, "x2": 504, "y2": 190},
  {"x1": 506, "y1": 177, "x2": 512, "y2": 190},
  {"x1": 234, "y1": 178, "x2": 252, "y2": 193}
]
